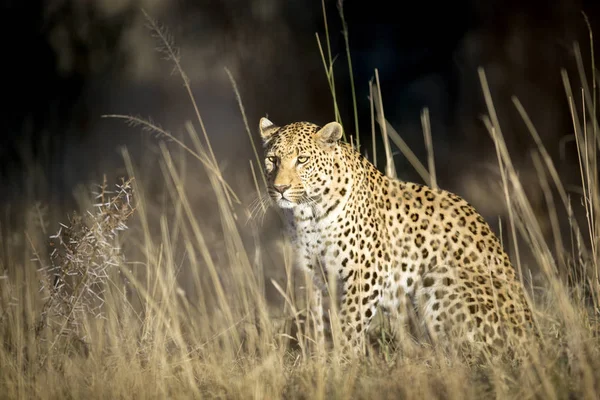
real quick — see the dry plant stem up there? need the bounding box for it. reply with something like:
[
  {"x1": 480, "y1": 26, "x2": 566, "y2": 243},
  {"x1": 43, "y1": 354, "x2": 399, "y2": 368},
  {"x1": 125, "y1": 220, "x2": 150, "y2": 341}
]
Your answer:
[
  {"x1": 369, "y1": 78, "x2": 377, "y2": 168},
  {"x1": 581, "y1": 17, "x2": 600, "y2": 228},
  {"x1": 315, "y1": 34, "x2": 343, "y2": 132},
  {"x1": 337, "y1": 0, "x2": 360, "y2": 149},
  {"x1": 373, "y1": 69, "x2": 396, "y2": 179},
  {"x1": 581, "y1": 89, "x2": 595, "y2": 255},
  {"x1": 156, "y1": 152, "x2": 207, "y2": 314},
  {"x1": 36, "y1": 177, "x2": 135, "y2": 366},
  {"x1": 370, "y1": 73, "x2": 430, "y2": 184},
  {"x1": 188, "y1": 120, "x2": 272, "y2": 342},
  {"x1": 563, "y1": 73, "x2": 598, "y2": 270},
  {"x1": 478, "y1": 67, "x2": 525, "y2": 284},
  {"x1": 574, "y1": 41, "x2": 600, "y2": 151},
  {"x1": 154, "y1": 216, "x2": 199, "y2": 387},
  {"x1": 581, "y1": 13, "x2": 597, "y2": 126},
  {"x1": 184, "y1": 122, "x2": 235, "y2": 211},
  {"x1": 159, "y1": 143, "x2": 239, "y2": 345},
  {"x1": 481, "y1": 68, "x2": 590, "y2": 359},
  {"x1": 563, "y1": 71, "x2": 600, "y2": 298},
  {"x1": 320, "y1": 0, "x2": 341, "y2": 127},
  {"x1": 531, "y1": 152, "x2": 564, "y2": 268},
  {"x1": 271, "y1": 279, "x2": 307, "y2": 359},
  {"x1": 485, "y1": 114, "x2": 550, "y2": 276},
  {"x1": 421, "y1": 107, "x2": 437, "y2": 189},
  {"x1": 141, "y1": 9, "x2": 219, "y2": 175},
  {"x1": 279, "y1": 241, "x2": 301, "y2": 350},
  {"x1": 163, "y1": 144, "x2": 186, "y2": 255},
  {"x1": 512, "y1": 97, "x2": 586, "y2": 259},
  {"x1": 120, "y1": 148, "x2": 156, "y2": 300},
  {"x1": 225, "y1": 67, "x2": 268, "y2": 191},
  {"x1": 208, "y1": 167, "x2": 265, "y2": 322},
  {"x1": 105, "y1": 115, "x2": 240, "y2": 205},
  {"x1": 480, "y1": 94, "x2": 554, "y2": 349},
  {"x1": 117, "y1": 10, "x2": 238, "y2": 211},
  {"x1": 382, "y1": 119, "x2": 430, "y2": 185}
]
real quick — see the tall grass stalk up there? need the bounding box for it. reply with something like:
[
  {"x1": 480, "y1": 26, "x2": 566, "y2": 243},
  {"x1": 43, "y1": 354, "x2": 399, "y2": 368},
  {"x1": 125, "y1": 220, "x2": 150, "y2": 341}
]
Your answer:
[
  {"x1": 373, "y1": 69, "x2": 396, "y2": 179},
  {"x1": 316, "y1": 0, "x2": 343, "y2": 132},
  {"x1": 337, "y1": 0, "x2": 360, "y2": 149}
]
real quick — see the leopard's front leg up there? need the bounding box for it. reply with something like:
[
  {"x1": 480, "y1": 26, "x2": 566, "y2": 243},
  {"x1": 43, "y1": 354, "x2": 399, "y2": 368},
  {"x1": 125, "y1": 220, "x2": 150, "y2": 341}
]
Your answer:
[
  {"x1": 298, "y1": 260, "x2": 327, "y2": 355},
  {"x1": 336, "y1": 269, "x2": 381, "y2": 358},
  {"x1": 289, "y1": 234, "x2": 327, "y2": 355},
  {"x1": 308, "y1": 280, "x2": 326, "y2": 353}
]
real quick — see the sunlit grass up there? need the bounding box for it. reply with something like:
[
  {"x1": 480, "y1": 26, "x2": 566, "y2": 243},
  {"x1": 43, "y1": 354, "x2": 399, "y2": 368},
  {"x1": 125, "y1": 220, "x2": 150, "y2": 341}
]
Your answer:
[{"x1": 1, "y1": 12, "x2": 600, "y2": 400}]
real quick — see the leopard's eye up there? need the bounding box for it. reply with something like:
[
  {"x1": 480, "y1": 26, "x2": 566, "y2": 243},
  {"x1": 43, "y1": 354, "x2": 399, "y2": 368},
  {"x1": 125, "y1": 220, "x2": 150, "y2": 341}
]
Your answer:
[
  {"x1": 297, "y1": 156, "x2": 309, "y2": 164},
  {"x1": 267, "y1": 156, "x2": 278, "y2": 164}
]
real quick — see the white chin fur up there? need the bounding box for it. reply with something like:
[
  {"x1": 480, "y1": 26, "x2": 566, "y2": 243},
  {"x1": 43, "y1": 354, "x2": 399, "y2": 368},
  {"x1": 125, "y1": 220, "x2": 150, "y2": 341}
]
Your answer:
[{"x1": 276, "y1": 198, "x2": 296, "y2": 209}]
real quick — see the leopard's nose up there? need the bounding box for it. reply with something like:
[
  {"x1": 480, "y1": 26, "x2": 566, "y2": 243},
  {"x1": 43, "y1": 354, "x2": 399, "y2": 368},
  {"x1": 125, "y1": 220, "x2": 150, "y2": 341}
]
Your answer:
[{"x1": 274, "y1": 184, "x2": 291, "y2": 194}]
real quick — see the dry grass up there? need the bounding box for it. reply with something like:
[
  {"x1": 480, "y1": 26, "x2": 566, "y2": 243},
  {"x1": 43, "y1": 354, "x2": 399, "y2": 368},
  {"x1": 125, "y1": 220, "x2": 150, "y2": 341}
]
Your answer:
[{"x1": 1, "y1": 15, "x2": 600, "y2": 400}]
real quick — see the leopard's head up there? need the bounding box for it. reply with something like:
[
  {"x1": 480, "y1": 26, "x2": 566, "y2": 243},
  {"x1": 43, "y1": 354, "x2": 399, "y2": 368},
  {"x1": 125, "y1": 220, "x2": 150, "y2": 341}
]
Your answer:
[{"x1": 259, "y1": 118, "x2": 343, "y2": 209}]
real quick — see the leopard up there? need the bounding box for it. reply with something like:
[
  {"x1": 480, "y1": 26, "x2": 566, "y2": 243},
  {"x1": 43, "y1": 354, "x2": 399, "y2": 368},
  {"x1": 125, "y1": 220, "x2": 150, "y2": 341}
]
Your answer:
[{"x1": 259, "y1": 117, "x2": 538, "y2": 361}]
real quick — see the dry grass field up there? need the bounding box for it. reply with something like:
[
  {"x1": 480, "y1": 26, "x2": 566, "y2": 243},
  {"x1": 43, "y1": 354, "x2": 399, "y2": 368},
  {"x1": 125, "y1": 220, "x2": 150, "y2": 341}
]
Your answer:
[{"x1": 1, "y1": 15, "x2": 599, "y2": 400}]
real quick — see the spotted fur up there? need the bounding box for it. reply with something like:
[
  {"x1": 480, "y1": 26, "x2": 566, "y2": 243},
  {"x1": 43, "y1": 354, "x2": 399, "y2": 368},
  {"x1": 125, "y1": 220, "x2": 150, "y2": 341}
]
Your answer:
[{"x1": 260, "y1": 118, "x2": 537, "y2": 359}]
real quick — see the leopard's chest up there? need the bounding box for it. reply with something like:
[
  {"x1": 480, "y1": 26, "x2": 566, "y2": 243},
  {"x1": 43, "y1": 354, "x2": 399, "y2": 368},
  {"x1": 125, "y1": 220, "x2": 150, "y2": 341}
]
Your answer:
[{"x1": 289, "y1": 211, "x2": 343, "y2": 269}]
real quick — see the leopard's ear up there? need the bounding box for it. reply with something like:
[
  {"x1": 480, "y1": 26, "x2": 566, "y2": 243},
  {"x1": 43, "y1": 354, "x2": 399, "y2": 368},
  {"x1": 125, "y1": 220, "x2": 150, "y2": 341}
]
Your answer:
[
  {"x1": 314, "y1": 121, "x2": 343, "y2": 146},
  {"x1": 259, "y1": 117, "x2": 279, "y2": 143}
]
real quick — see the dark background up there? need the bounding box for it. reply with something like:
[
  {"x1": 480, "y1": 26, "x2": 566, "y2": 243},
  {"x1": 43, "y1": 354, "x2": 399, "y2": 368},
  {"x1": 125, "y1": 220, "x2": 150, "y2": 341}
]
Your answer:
[{"x1": 0, "y1": 0, "x2": 598, "y2": 234}]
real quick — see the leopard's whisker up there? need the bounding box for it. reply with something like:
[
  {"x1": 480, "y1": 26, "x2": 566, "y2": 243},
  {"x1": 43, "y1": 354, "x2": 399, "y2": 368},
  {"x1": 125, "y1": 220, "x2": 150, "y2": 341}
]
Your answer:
[{"x1": 247, "y1": 192, "x2": 272, "y2": 223}]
